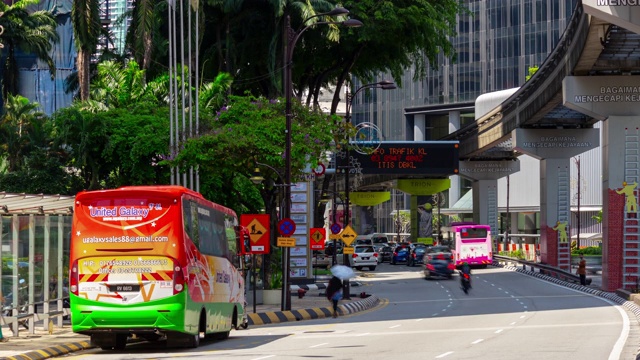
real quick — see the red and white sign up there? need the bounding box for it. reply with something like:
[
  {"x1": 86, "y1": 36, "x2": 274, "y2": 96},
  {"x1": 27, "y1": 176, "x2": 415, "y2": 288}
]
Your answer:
[
  {"x1": 309, "y1": 228, "x2": 326, "y2": 250},
  {"x1": 240, "y1": 214, "x2": 270, "y2": 254}
]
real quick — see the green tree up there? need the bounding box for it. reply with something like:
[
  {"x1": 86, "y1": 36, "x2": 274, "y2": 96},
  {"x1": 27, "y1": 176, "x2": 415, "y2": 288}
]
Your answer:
[
  {"x1": 0, "y1": 0, "x2": 59, "y2": 98},
  {"x1": 72, "y1": 0, "x2": 102, "y2": 101},
  {"x1": 52, "y1": 107, "x2": 109, "y2": 189},
  {"x1": 0, "y1": 94, "x2": 44, "y2": 172}
]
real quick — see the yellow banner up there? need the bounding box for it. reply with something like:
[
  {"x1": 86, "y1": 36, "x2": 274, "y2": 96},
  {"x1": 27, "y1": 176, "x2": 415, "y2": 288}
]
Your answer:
[
  {"x1": 350, "y1": 192, "x2": 391, "y2": 206},
  {"x1": 395, "y1": 179, "x2": 450, "y2": 195}
]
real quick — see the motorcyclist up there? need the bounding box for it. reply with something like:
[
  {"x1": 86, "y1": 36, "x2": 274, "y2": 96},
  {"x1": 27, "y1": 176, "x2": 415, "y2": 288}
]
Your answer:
[{"x1": 460, "y1": 262, "x2": 471, "y2": 288}]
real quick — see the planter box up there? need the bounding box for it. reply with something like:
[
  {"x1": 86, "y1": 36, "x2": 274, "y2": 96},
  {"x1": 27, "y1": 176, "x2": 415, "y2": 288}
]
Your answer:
[{"x1": 262, "y1": 289, "x2": 282, "y2": 305}]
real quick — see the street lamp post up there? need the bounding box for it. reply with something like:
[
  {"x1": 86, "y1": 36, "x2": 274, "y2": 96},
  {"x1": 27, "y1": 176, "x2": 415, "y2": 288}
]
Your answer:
[
  {"x1": 342, "y1": 80, "x2": 396, "y2": 299},
  {"x1": 283, "y1": 8, "x2": 362, "y2": 311}
]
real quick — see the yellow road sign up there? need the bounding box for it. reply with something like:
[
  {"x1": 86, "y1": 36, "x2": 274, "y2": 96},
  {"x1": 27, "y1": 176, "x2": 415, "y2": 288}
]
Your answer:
[
  {"x1": 340, "y1": 225, "x2": 357, "y2": 246},
  {"x1": 310, "y1": 228, "x2": 324, "y2": 243},
  {"x1": 277, "y1": 237, "x2": 296, "y2": 247},
  {"x1": 329, "y1": 234, "x2": 342, "y2": 240},
  {"x1": 248, "y1": 218, "x2": 268, "y2": 243},
  {"x1": 342, "y1": 246, "x2": 354, "y2": 254}
]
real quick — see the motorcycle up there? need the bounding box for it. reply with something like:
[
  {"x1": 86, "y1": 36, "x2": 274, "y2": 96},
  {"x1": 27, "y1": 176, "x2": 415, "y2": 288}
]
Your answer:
[{"x1": 459, "y1": 271, "x2": 471, "y2": 294}]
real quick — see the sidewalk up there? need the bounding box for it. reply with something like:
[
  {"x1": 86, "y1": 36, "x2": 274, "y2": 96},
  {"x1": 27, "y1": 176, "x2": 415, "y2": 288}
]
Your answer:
[{"x1": 0, "y1": 282, "x2": 378, "y2": 360}]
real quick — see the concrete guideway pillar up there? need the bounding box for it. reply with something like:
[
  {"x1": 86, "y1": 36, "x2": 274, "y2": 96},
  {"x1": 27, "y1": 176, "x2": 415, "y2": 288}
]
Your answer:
[
  {"x1": 513, "y1": 128, "x2": 599, "y2": 271},
  {"x1": 458, "y1": 160, "x2": 520, "y2": 240},
  {"x1": 564, "y1": 75, "x2": 640, "y2": 291}
]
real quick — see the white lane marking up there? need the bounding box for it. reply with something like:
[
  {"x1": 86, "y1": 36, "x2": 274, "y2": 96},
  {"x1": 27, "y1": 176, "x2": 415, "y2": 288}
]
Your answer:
[
  {"x1": 510, "y1": 322, "x2": 516, "y2": 325},
  {"x1": 471, "y1": 339, "x2": 484, "y2": 344},
  {"x1": 356, "y1": 333, "x2": 370, "y2": 337},
  {"x1": 436, "y1": 351, "x2": 454, "y2": 358},
  {"x1": 495, "y1": 329, "x2": 504, "y2": 334},
  {"x1": 507, "y1": 266, "x2": 631, "y2": 360},
  {"x1": 432, "y1": 313, "x2": 439, "y2": 316},
  {"x1": 416, "y1": 319, "x2": 424, "y2": 322},
  {"x1": 609, "y1": 304, "x2": 630, "y2": 360},
  {"x1": 309, "y1": 343, "x2": 328, "y2": 348},
  {"x1": 520, "y1": 315, "x2": 526, "y2": 318},
  {"x1": 389, "y1": 325, "x2": 401, "y2": 329},
  {"x1": 252, "y1": 356, "x2": 275, "y2": 360}
]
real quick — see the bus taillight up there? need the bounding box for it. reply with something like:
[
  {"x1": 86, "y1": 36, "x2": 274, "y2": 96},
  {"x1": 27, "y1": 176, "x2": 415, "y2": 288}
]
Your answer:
[
  {"x1": 70, "y1": 260, "x2": 79, "y2": 295},
  {"x1": 173, "y1": 263, "x2": 184, "y2": 294}
]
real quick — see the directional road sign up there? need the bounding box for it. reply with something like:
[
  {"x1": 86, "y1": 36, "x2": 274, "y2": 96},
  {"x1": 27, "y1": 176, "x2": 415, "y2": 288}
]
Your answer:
[
  {"x1": 310, "y1": 228, "x2": 326, "y2": 250},
  {"x1": 340, "y1": 225, "x2": 357, "y2": 246}
]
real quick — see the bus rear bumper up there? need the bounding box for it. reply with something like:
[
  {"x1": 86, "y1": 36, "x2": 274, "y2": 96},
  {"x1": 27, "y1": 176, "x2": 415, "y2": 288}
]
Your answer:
[{"x1": 71, "y1": 298, "x2": 186, "y2": 334}]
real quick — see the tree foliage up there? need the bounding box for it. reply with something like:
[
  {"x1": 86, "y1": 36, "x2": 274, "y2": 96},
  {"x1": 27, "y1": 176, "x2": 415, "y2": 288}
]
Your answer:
[{"x1": 0, "y1": 0, "x2": 59, "y2": 98}]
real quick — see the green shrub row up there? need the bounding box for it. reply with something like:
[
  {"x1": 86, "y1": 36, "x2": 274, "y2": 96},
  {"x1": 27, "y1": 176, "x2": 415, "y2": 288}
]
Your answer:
[{"x1": 571, "y1": 246, "x2": 602, "y2": 256}]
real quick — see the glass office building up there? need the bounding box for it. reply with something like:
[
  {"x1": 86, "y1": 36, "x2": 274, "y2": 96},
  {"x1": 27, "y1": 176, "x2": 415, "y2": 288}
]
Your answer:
[{"x1": 350, "y1": 0, "x2": 582, "y2": 238}]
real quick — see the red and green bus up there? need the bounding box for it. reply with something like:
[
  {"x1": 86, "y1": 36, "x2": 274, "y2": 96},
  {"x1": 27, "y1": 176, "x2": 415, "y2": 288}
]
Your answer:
[{"x1": 69, "y1": 185, "x2": 247, "y2": 350}]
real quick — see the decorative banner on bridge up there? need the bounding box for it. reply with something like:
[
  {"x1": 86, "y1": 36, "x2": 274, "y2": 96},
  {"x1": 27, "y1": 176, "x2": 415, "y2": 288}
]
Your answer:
[
  {"x1": 459, "y1": 160, "x2": 520, "y2": 181},
  {"x1": 513, "y1": 128, "x2": 599, "y2": 159}
]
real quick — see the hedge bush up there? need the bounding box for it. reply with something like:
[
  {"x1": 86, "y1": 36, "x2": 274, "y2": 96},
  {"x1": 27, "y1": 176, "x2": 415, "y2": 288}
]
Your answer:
[{"x1": 571, "y1": 246, "x2": 602, "y2": 256}]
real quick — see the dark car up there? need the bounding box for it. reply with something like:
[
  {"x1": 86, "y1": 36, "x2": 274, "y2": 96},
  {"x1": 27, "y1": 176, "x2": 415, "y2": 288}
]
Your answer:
[
  {"x1": 376, "y1": 245, "x2": 394, "y2": 263},
  {"x1": 423, "y1": 246, "x2": 455, "y2": 279},
  {"x1": 391, "y1": 245, "x2": 411, "y2": 265},
  {"x1": 407, "y1": 244, "x2": 428, "y2": 267}
]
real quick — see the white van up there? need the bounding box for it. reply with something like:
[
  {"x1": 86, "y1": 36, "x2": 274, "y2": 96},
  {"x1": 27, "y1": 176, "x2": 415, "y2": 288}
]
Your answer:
[{"x1": 355, "y1": 233, "x2": 389, "y2": 247}]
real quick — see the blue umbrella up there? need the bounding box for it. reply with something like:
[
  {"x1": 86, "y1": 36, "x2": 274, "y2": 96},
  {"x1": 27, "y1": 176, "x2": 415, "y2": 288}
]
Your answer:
[{"x1": 330, "y1": 265, "x2": 356, "y2": 280}]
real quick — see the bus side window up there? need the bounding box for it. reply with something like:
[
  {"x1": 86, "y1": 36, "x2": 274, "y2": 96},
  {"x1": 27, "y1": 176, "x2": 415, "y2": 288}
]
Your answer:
[{"x1": 198, "y1": 211, "x2": 214, "y2": 255}]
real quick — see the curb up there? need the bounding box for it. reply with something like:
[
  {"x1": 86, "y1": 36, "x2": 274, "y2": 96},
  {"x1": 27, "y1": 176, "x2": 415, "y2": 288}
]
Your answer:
[
  {"x1": 247, "y1": 295, "x2": 380, "y2": 326},
  {"x1": 3, "y1": 340, "x2": 94, "y2": 360}
]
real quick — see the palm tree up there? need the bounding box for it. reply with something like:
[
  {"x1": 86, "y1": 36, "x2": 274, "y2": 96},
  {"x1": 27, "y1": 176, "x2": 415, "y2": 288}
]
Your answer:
[
  {"x1": 126, "y1": 0, "x2": 164, "y2": 72},
  {"x1": 0, "y1": 94, "x2": 44, "y2": 172},
  {"x1": 0, "y1": 0, "x2": 59, "y2": 98},
  {"x1": 72, "y1": 0, "x2": 102, "y2": 101}
]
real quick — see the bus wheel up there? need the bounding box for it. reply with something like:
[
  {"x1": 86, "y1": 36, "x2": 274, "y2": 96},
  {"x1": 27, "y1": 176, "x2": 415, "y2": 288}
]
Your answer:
[
  {"x1": 114, "y1": 334, "x2": 127, "y2": 350},
  {"x1": 167, "y1": 332, "x2": 199, "y2": 348},
  {"x1": 213, "y1": 330, "x2": 230, "y2": 340},
  {"x1": 93, "y1": 334, "x2": 127, "y2": 350}
]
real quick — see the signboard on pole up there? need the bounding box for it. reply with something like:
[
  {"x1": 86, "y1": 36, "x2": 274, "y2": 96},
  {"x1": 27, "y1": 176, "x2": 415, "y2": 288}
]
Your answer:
[
  {"x1": 309, "y1": 228, "x2": 326, "y2": 250},
  {"x1": 240, "y1": 214, "x2": 270, "y2": 254}
]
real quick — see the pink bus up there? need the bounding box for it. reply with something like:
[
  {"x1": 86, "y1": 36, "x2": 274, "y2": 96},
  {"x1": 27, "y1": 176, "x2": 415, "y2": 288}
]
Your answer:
[{"x1": 442, "y1": 222, "x2": 492, "y2": 268}]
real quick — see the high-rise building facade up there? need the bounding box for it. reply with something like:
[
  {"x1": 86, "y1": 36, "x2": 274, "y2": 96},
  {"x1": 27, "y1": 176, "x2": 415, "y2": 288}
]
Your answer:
[{"x1": 351, "y1": 0, "x2": 601, "y2": 241}]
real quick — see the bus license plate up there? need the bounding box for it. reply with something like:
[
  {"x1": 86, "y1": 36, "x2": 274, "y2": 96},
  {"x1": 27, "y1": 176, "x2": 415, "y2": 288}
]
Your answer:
[{"x1": 108, "y1": 284, "x2": 140, "y2": 292}]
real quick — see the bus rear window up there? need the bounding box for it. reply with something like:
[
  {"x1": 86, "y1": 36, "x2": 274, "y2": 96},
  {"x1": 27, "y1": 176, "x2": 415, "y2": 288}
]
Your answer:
[{"x1": 460, "y1": 228, "x2": 487, "y2": 239}]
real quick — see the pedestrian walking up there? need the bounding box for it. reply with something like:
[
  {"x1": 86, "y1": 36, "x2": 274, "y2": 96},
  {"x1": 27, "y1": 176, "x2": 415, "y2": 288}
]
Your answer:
[
  {"x1": 326, "y1": 275, "x2": 343, "y2": 318},
  {"x1": 577, "y1": 254, "x2": 587, "y2": 286}
]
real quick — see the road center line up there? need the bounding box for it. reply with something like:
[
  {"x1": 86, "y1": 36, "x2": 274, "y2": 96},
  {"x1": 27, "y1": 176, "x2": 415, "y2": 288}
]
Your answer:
[
  {"x1": 309, "y1": 343, "x2": 328, "y2": 348},
  {"x1": 389, "y1": 325, "x2": 401, "y2": 329},
  {"x1": 436, "y1": 351, "x2": 454, "y2": 358},
  {"x1": 495, "y1": 329, "x2": 504, "y2": 334},
  {"x1": 471, "y1": 339, "x2": 484, "y2": 344},
  {"x1": 251, "y1": 356, "x2": 275, "y2": 360}
]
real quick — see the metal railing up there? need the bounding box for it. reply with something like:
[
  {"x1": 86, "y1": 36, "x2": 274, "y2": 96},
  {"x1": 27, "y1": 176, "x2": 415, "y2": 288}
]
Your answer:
[{"x1": 493, "y1": 254, "x2": 591, "y2": 286}]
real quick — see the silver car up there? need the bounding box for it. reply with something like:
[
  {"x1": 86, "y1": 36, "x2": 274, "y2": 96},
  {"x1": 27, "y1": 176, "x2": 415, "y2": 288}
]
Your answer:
[{"x1": 350, "y1": 245, "x2": 378, "y2": 271}]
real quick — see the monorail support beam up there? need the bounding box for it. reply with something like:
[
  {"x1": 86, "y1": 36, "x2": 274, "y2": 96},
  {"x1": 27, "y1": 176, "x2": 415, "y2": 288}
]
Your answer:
[{"x1": 513, "y1": 127, "x2": 599, "y2": 272}]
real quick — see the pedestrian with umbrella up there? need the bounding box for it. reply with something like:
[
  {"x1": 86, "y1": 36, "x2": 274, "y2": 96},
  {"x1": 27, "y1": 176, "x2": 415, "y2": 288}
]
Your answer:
[{"x1": 327, "y1": 265, "x2": 355, "y2": 318}]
